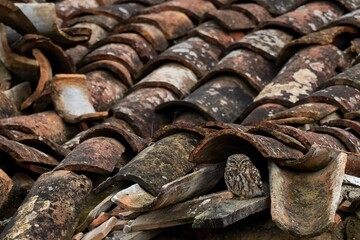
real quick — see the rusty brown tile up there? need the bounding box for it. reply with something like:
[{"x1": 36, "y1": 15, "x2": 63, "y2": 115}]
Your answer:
[
  {"x1": 248, "y1": 45, "x2": 341, "y2": 112},
  {"x1": 65, "y1": 45, "x2": 89, "y2": 66},
  {"x1": 188, "y1": 129, "x2": 304, "y2": 167},
  {"x1": 278, "y1": 26, "x2": 359, "y2": 66},
  {"x1": 115, "y1": 0, "x2": 166, "y2": 5},
  {"x1": 324, "y1": 119, "x2": 360, "y2": 139},
  {"x1": 55, "y1": 137, "x2": 125, "y2": 174},
  {"x1": 269, "y1": 152, "x2": 346, "y2": 237},
  {"x1": 0, "y1": 169, "x2": 12, "y2": 209},
  {"x1": 138, "y1": 0, "x2": 216, "y2": 21},
  {"x1": 0, "y1": 111, "x2": 79, "y2": 144},
  {"x1": 174, "y1": 110, "x2": 207, "y2": 125},
  {"x1": 227, "y1": 29, "x2": 293, "y2": 60},
  {"x1": 99, "y1": 133, "x2": 199, "y2": 196},
  {"x1": 319, "y1": 63, "x2": 360, "y2": 90},
  {"x1": 16, "y1": 134, "x2": 70, "y2": 161},
  {"x1": 0, "y1": 23, "x2": 39, "y2": 83},
  {"x1": 152, "y1": 122, "x2": 212, "y2": 141},
  {"x1": 90, "y1": 33, "x2": 157, "y2": 63},
  {"x1": 208, "y1": 0, "x2": 234, "y2": 7},
  {"x1": 1, "y1": 170, "x2": 92, "y2": 240},
  {"x1": 20, "y1": 49, "x2": 52, "y2": 111},
  {"x1": 131, "y1": 11, "x2": 194, "y2": 40},
  {"x1": 191, "y1": 21, "x2": 244, "y2": 50},
  {"x1": 130, "y1": 63, "x2": 197, "y2": 98},
  {"x1": 81, "y1": 43, "x2": 143, "y2": 79},
  {"x1": 0, "y1": 61, "x2": 11, "y2": 90},
  {"x1": 55, "y1": 0, "x2": 100, "y2": 18},
  {"x1": 269, "y1": 103, "x2": 339, "y2": 122},
  {"x1": 64, "y1": 14, "x2": 118, "y2": 32},
  {"x1": 298, "y1": 85, "x2": 360, "y2": 114},
  {"x1": 200, "y1": 49, "x2": 276, "y2": 91},
  {"x1": 259, "y1": 1, "x2": 345, "y2": 35},
  {"x1": 346, "y1": 111, "x2": 360, "y2": 119},
  {"x1": 78, "y1": 60, "x2": 133, "y2": 87},
  {"x1": 311, "y1": 126, "x2": 360, "y2": 153},
  {"x1": 335, "y1": 0, "x2": 360, "y2": 11},
  {"x1": 114, "y1": 23, "x2": 168, "y2": 52},
  {"x1": 0, "y1": 138, "x2": 59, "y2": 174},
  {"x1": 144, "y1": 37, "x2": 221, "y2": 78},
  {"x1": 251, "y1": 0, "x2": 310, "y2": 15},
  {"x1": 203, "y1": 9, "x2": 256, "y2": 31},
  {"x1": 11, "y1": 34, "x2": 76, "y2": 74},
  {"x1": 51, "y1": 74, "x2": 108, "y2": 123},
  {"x1": 351, "y1": 38, "x2": 360, "y2": 55},
  {"x1": 228, "y1": 3, "x2": 272, "y2": 24},
  {"x1": 157, "y1": 75, "x2": 255, "y2": 123},
  {"x1": 85, "y1": 70, "x2": 128, "y2": 111},
  {"x1": 111, "y1": 87, "x2": 177, "y2": 138},
  {"x1": 70, "y1": 22, "x2": 108, "y2": 46},
  {"x1": 240, "y1": 103, "x2": 288, "y2": 125},
  {"x1": 328, "y1": 9, "x2": 360, "y2": 28}
]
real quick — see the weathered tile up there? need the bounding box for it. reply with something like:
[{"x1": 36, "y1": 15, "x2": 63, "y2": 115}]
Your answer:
[
  {"x1": 85, "y1": 70, "x2": 128, "y2": 111},
  {"x1": 51, "y1": 74, "x2": 108, "y2": 123},
  {"x1": 269, "y1": 151, "x2": 347, "y2": 237},
  {"x1": 227, "y1": 29, "x2": 293, "y2": 60},
  {"x1": 259, "y1": 1, "x2": 345, "y2": 35},
  {"x1": 131, "y1": 63, "x2": 197, "y2": 98},
  {"x1": 201, "y1": 49, "x2": 276, "y2": 91},
  {"x1": 114, "y1": 23, "x2": 168, "y2": 52},
  {"x1": 81, "y1": 43, "x2": 143, "y2": 79},
  {"x1": 204, "y1": 9, "x2": 256, "y2": 30},
  {"x1": 111, "y1": 87, "x2": 177, "y2": 137},
  {"x1": 158, "y1": 75, "x2": 255, "y2": 123},
  {"x1": 131, "y1": 11, "x2": 194, "y2": 40},
  {"x1": 145, "y1": 37, "x2": 221, "y2": 78},
  {"x1": 0, "y1": 111, "x2": 79, "y2": 144},
  {"x1": 251, "y1": 0, "x2": 309, "y2": 15},
  {"x1": 1, "y1": 170, "x2": 92, "y2": 240},
  {"x1": 90, "y1": 33, "x2": 157, "y2": 62},
  {"x1": 55, "y1": 137, "x2": 126, "y2": 174},
  {"x1": 98, "y1": 133, "x2": 199, "y2": 195},
  {"x1": 228, "y1": 3, "x2": 272, "y2": 24},
  {"x1": 191, "y1": 21, "x2": 244, "y2": 50}
]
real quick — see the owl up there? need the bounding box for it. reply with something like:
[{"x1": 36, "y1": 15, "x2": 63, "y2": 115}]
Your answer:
[{"x1": 224, "y1": 154, "x2": 264, "y2": 199}]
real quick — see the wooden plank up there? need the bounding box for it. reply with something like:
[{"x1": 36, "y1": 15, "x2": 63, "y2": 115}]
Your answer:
[
  {"x1": 112, "y1": 163, "x2": 225, "y2": 212},
  {"x1": 128, "y1": 191, "x2": 233, "y2": 231},
  {"x1": 193, "y1": 196, "x2": 270, "y2": 228}
]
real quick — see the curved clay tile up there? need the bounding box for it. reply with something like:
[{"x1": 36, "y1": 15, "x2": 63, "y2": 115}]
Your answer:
[
  {"x1": 130, "y1": 11, "x2": 194, "y2": 40},
  {"x1": 0, "y1": 170, "x2": 92, "y2": 240},
  {"x1": 130, "y1": 63, "x2": 198, "y2": 98},
  {"x1": 98, "y1": 133, "x2": 199, "y2": 195},
  {"x1": 81, "y1": 43, "x2": 144, "y2": 79},
  {"x1": 203, "y1": 9, "x2": 256, "y2": 31},
  {"x1": 55, "y1": 137, "x2": 126, "y2": 174},
  {"x1": 144, "y1": 37, "x2": 221, "y2": 78},
  {"x1": 278, "y1": 26, "x2": 359, "y2": 66},
  {"x1": 228, "y1": 3, "x2": 272, "y2": 24},
  {"x1": 111, "y1": 87, "x2": 177, "y2": 137},
  {"x1": 259, "y1": 1, "x2": 345, "y2": 35},
  {"x1": 78, "y1": 60, "x2": 133, "y2": 87},
  {"x1": 328, "y1": 9, "x2": 360, "y2": 28},
  {"x1": 90, "y1": 33, "x2": 157, "y2": 62},
  {"x1": 226, "y1": 28, "x2": 294, "y2": 60},
  {"x1": 0, "y1": 111, "x2": 79, "y2": 144},
  {"x1": 319, "y1": 62, "x2": 360, "y2": 90},
  {"x1": 191, "y1": 21, "x2": 244, "y2": 50},
  {"x1": 157, "y1": 75, "x2": 255, "y2": 123},
  {"x1": 298, "y1": 85, "x2": 360, "y2": 114},
  {"x1": 241, "y1": 103, "x2": 287, "y2": 125},
  {"x1": 85, "y1": 70, "x2": 128, "y2": 111},
  {"x1": 64, "y1": 14, "x2": 119, "y2": 32},
  {"x1": 114, "y1": 23, "x2": 168, "y2": 52},
  {"x1": 138, "y1": 0, "x2": 217, "y2": 21},
  {"x1": 251, "y1": 0, "x2": 310, "y2": 15}
]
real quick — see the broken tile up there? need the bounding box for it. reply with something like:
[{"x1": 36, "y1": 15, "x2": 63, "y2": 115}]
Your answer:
[
  {"x1": 82, "y1": 216, "x2": 117, "y2": 240},
  {"x1": 51, "y1": 74, "x2": 108, "y2": 123},
  {"x1": 0, "y1": 169, "x2": 13, "y2": 208}
]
